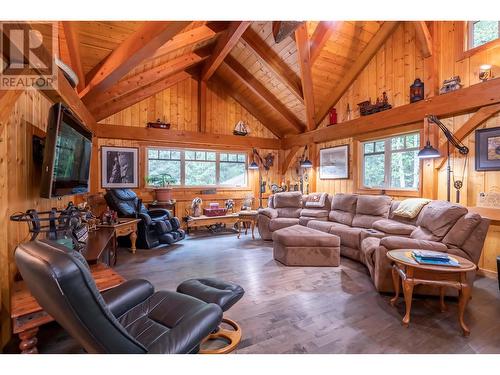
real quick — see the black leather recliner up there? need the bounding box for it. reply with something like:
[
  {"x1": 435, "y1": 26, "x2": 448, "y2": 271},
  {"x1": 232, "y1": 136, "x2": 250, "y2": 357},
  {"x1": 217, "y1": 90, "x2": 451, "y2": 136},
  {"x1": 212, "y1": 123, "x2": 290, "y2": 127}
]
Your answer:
[
  {"x1": 14, "y1": 240, "x2": 223, "y2": 354},
  {"x1": 104, "y1": 189, "x2": 185, "y2": 249}
]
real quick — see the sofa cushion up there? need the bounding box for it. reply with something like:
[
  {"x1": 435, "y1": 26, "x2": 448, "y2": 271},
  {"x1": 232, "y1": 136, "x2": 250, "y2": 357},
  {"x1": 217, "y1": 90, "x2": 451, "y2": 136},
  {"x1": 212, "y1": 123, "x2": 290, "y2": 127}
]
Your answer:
[
  {"x1": 414, "y1": 200, "x2": 468, "y2": 240},
  {"x1": 276, "y1": 207, "x2": 302, "y2": 218},
  {"x1": 442, "y1": 213, "x2": 482, "y2": 249},
  {"x1": 269, "y1": 218, "x2": 300, "y2": 232},
  {"x1": 307, "y1": 220, "x2": 337, "y2": 233},
  {"x1": 328, "y1": 224, "x2": 363, "y2": 249},
  {"x1": 380, "y1": 236, "x2": 448, "y2": 252},
  {"x1": 304, "y1": 193, "x2": 328, "y2": 208},
  {"x1": 272, "y1": 224, "x2": 340, "y2": 247},
  {"x1": 329, "y1": 194, "x2": 358, "y2": 225},
  {"x1": 372, "y1": 219, "x2": 416, "y2": 236},
  {"x1": 392, "y1": 198, "x2": 431, "y2": 219},
  {"x1": 299, "y1": 216, "x2": 327, "y2": 227},
  {"x1": 273, "y1": 192, "x2": 302, "y2": 208},
  {"x1": 352, "y1": 195, "x2": 392, "y2": 229},
  {"x1": 301, "y1": 208, "x2": 330, "y2": 218}
]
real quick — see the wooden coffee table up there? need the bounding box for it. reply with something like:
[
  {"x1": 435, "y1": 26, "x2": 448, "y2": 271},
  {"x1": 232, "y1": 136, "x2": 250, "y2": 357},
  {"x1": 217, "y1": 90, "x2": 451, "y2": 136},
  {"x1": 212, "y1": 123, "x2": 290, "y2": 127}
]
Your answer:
[
  {"x1": 186, "y1": 213, "x2": 239, "y2": 234},
  {"x1": 387, "y1": 249, "x2": 476, "y2": 336}
]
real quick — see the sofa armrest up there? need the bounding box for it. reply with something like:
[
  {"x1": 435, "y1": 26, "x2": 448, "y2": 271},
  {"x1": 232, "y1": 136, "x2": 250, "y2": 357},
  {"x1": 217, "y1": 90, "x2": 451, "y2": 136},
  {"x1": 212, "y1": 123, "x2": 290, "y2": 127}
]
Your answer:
[
  {"x1": 380, "y1": 236, "x2": 448, "y2": 252},
  {"x1": 101, "y1": 279, "x2": 155, "y2": 318},
  {"x1": 258, "y1": 207, "x2": 278, "y2": 219}
]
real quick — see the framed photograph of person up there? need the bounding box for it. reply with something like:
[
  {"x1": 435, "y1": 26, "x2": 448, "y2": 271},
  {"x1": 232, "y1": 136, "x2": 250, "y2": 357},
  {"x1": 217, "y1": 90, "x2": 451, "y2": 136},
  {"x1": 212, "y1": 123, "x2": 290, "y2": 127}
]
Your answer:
[
  {"x1": 475, "y1": 127, "x2": 500, "y2": 171},
  {"x1": 319, "y1": 145, "x2": 349, "y2": 179},
  {"x1": 101, "y1": 146, "x2": 139, "y2": 188}
]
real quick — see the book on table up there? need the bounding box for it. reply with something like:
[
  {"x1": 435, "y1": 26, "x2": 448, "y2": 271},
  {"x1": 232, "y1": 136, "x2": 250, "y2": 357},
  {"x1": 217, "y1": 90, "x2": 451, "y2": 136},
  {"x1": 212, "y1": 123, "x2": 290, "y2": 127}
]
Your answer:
[{"x1": 411, "y1": 250, "x2": 460, "y2": 267}]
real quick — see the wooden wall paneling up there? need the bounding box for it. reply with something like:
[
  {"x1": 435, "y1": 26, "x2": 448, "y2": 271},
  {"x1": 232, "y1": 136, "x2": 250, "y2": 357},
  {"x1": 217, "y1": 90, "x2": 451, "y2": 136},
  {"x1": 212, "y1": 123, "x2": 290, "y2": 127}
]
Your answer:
[
  {"x1": 315, "y1": 21, "x2": 400, "y2": 125},
  {"x1": 198, "y1": 80, "x2": 207, "y2": 132}
]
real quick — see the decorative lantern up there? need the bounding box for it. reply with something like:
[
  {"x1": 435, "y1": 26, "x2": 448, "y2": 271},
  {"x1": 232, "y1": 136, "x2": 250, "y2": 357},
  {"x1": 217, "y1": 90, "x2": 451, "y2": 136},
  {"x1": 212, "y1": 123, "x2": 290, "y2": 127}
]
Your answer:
[
  {"x1": 410, "y1": 78, "x2": 424, "y2": 103},
  {"x1": 328, "y1": 108, "x2": 338, "y2": 126}
]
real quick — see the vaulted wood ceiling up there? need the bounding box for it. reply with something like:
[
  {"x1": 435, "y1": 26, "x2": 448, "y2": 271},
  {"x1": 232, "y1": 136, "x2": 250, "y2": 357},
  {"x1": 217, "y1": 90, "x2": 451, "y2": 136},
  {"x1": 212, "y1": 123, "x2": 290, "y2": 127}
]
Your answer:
[{"x1": 57, "y1": 20, "x2": 402, "y2": 138}]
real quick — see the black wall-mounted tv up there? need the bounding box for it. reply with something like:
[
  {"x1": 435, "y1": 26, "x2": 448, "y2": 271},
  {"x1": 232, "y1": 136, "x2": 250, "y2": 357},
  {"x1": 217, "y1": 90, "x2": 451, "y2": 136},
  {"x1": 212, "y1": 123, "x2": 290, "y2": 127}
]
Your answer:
[{"x1": 40, "y1": 103, "x2": 93, "y2": 198}]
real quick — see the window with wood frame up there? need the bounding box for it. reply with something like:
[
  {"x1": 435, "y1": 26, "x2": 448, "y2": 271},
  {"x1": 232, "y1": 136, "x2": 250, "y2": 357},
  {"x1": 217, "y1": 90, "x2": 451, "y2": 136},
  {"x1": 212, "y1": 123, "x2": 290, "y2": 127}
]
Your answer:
[
  {"x1": 147, "y1": 147, "x2": 248, "y2": 188},
  {"x1": 456, "y1": 21, "x2": 500, "y2": 60},
  {"x1": 467, "y1": 21, "x2": 500, "y2": 50},
  {"x1": 361, "y1": 132, "x2": 420, "y2": 191}
]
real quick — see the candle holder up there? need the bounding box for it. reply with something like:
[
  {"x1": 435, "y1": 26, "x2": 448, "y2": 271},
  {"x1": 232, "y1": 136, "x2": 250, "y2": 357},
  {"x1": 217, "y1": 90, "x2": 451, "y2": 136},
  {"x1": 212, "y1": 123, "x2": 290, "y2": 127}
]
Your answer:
[{"x1": 479, "y1": 64, "x2": 492, "y2": 82}]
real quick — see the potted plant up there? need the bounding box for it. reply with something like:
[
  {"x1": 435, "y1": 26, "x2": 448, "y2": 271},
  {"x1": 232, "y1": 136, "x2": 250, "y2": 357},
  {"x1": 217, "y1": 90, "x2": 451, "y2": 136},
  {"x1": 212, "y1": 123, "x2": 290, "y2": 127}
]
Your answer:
[{"x1": 146, "y1": 174, "x2": 175, "y2": 202}]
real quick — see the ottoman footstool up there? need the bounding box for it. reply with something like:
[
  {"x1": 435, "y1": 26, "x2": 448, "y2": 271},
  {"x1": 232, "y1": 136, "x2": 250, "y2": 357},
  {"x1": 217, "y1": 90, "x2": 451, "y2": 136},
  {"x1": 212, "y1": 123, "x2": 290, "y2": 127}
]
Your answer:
[
  {"x1": 272, "y1": 224, "x2": 340, "y2": 266},
  {"x1": 177, "y1": 278, "x2": 244, "y2": 354}
]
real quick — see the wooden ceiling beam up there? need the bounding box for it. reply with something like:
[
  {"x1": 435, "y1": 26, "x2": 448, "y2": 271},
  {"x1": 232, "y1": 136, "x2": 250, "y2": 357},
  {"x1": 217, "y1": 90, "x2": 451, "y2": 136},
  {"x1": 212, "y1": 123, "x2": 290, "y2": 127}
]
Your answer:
[
  {"x1": 223, "y1": 55, "x2": 305, "y2": 133},
  {"x1": 413, "y1": 21, "x2": 433, "y2": 58},
  {"x1": 212, "y1": 75, "x2": 284, "y2": 138},
  {"x1": 295, "y1": 23, "x2": 316, "y2": 131},
  {"x1": 201, "y1": 21, "x2": 251, "y2": 81},
  {"x1": 80, "y1": 21, "x2": 190, "y2": 103},
  {"x1": 310, "y1": 21, "x2": 337, "y2": 64},
  {"x1": 147, "y1": 22, "x2": 222, "y2": 61},
  {"x1": 61, "y1": 21, "x2": 85, "y2": 92},
  {"x1": 92, "y1": 71, "x2": 192, "y2": 122},
  {"x1": 281, "y1": 146, "x2": 301, "y2": 175},
  {"x1": 242, "y1": 28, "x2": 304, "y2": 103},
  {"x1": 315, "y1": 21, "x2": 400, "y2": 127},
  {"x1": 86, "y1": 48, "x2": 210, "y2": 112},
  {"x1": 435, "y1": 103, "x2": 500, "y2": 169},
  {"x1": 282, "y1": 77, "x2": 500, "y2": 149},
  {"x1": 95, "y1": 123, "x2": 282, "y2": 150}
]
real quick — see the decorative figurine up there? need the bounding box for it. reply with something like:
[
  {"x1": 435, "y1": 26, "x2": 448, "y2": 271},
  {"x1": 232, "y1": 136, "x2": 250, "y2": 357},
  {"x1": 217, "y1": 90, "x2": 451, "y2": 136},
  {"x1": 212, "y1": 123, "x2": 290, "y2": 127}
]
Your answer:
[
  {"x1": 410, "y1": 78, "x2": 424, "y2": 103},
  {"x1": 225, "y1": 199, "x2": 235, "y2": 213},
  {"x1": 345, "y1": 104, "x2": 352, "y2": 121},
  {"x1": 191, "y1": 197, "x2": 202, "y2": 217},
  {"x1": 147, "y1": 118, "x2": 170, "y2": 129},
  {"x1": 328, "y1": 108, "x2": 338, "y2": 126},
  {"x1": 439, "y1": 76, "x2": 463, "y2": 94}
]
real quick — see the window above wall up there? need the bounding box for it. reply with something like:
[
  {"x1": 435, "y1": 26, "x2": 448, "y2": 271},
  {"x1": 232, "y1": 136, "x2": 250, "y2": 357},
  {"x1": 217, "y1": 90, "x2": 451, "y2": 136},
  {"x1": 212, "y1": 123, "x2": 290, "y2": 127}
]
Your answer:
[
  {"x1": 360, "y1": 132, "x2": 421, "y2": 192},
  {"x1": 456, "y1": 21, "x2": 500, "y2": 60},
  {"x1": 468, "y1": 21, "x2": 500, "y2": 50},
  {"x1": 147, "y1": 147, "x2": 248, "y2": 188}
]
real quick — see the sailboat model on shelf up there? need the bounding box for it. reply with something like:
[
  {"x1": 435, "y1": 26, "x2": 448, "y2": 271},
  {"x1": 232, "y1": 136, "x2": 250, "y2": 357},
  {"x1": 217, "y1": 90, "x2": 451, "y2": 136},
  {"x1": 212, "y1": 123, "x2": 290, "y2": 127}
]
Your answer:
[{"x1": 233, "y1": 120, "x2": 249, "y2": 136}]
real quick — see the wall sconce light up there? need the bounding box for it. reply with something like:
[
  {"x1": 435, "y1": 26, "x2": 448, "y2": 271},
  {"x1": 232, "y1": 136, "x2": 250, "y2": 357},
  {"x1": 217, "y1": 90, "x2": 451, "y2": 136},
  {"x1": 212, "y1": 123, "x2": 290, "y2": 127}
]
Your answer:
[{"x1": 479, "y1": 64, "x2": 492, "y2": 82}]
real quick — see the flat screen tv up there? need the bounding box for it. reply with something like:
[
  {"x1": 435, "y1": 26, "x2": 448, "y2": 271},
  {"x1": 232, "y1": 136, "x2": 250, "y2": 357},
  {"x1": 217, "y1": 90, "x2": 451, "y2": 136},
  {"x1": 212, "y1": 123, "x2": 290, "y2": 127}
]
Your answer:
[{"x1": 40, "y1": 103, "x2": 93, "y2": 198}]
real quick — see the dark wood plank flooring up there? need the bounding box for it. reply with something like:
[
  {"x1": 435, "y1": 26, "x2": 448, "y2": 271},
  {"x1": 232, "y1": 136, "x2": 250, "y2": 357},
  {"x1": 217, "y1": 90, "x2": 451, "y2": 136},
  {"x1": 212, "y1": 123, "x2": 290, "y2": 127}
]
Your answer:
[{"x1": 9, "y1": 232, "x2": 500, "y2": 354}]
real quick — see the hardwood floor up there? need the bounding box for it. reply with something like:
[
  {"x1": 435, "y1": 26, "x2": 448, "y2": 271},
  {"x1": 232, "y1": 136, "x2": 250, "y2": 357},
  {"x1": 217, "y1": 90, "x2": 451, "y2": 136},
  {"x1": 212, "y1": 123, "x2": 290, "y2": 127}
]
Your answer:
[{"x1": 8, "y1": 232, "x2": 500, "y2": 354}]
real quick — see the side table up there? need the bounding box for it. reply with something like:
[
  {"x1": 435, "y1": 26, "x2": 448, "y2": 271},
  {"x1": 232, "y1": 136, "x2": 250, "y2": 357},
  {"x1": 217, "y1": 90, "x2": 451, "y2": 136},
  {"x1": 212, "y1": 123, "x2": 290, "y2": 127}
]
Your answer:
[
  {"x1": 98, "y1": 218, "x2": 141, "y2": 256},
  {"x1": 387, "y1": 249, "x2": 476, "y2": 336},
  {"x1": 237, "y1": 210, "x2": 259, "y2": 239}
]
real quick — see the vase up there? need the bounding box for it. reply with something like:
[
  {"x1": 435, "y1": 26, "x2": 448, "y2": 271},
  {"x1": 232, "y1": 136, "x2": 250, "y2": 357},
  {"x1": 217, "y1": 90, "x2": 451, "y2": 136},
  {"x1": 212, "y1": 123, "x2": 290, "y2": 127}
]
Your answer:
[{"x1": 155, "y1": 187, "x2": 172, "y2": 202}]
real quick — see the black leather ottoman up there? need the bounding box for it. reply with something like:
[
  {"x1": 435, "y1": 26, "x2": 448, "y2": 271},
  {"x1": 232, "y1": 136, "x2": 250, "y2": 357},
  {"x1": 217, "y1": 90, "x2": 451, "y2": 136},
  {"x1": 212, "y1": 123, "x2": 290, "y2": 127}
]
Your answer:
[{"x1": 177, "y1": 278, "x2": 244, "y2": 354}]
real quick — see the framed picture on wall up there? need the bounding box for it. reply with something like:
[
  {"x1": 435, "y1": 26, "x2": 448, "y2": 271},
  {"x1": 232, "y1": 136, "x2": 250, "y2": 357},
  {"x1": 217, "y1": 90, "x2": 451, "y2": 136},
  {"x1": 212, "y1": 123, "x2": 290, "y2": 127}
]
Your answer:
[
  {"x1": 319, "y1": 145, "x2": 349, "y2": 179},
  {"x1": 475, "y1": 127, "x2": 500, "y2": 171},
  {"x1": 101, "y1": 146, "x2": 139, "y2": 188}
]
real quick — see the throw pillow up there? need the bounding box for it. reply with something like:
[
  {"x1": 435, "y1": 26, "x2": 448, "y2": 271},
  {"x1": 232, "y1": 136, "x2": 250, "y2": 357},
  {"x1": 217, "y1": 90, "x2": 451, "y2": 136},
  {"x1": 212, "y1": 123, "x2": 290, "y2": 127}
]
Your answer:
[{"x1": 393, "y1": 198, "x2": 431, "y2": 219}]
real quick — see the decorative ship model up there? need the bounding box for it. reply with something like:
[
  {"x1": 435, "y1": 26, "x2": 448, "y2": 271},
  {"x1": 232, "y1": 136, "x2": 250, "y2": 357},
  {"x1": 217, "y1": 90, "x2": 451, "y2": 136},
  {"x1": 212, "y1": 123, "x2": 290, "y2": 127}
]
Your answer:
[{"x1": 233, "y1": 120, "x2": 249, "y2": 136}]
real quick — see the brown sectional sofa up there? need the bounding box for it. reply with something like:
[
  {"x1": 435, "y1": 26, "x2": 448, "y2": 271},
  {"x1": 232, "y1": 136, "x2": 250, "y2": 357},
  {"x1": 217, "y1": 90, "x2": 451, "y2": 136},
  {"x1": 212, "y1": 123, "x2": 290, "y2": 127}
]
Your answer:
[{"x1": 258, "y1": 192, "x2": 490, "y2": 293}]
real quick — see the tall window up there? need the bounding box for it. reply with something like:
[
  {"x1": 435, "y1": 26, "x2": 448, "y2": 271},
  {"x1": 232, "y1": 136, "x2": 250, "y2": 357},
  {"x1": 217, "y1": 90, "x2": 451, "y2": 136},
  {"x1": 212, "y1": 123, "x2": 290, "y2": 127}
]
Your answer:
[
  {"x1": 468, "y1": 21, "x2": 500, "y2": 49},
  {"x1": 362, "y1": 132, "x2": 420, "y2": 190},
  {"x1": 147, "y1": 148, "x2": 247, "y2": 188}
]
